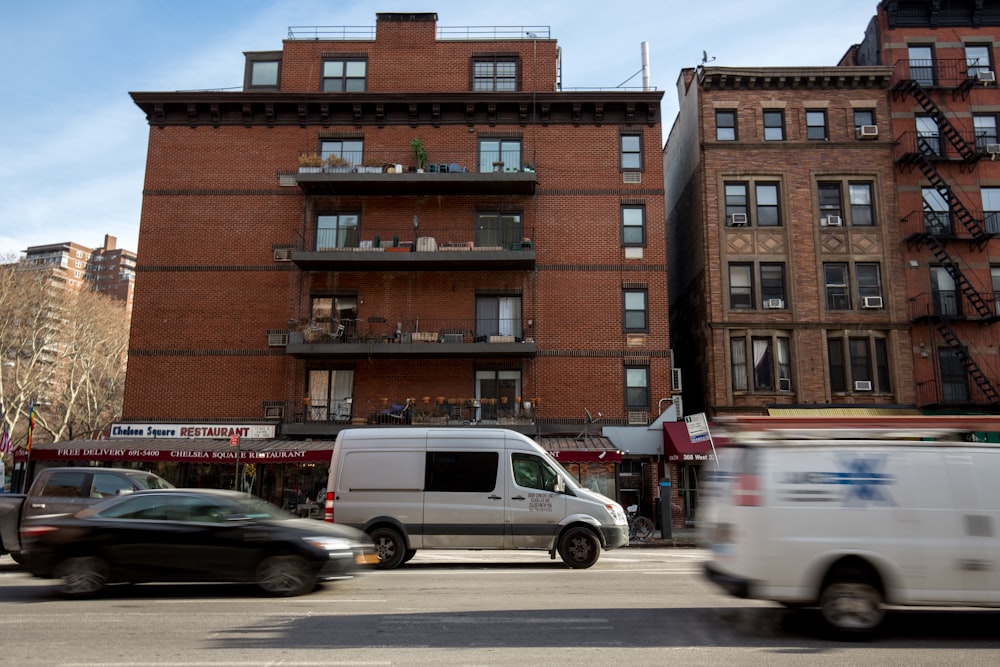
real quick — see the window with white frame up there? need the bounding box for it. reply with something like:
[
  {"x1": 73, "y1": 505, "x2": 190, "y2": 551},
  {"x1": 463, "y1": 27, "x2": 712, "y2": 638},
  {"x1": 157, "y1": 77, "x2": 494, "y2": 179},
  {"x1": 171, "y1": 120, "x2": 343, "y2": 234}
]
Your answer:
[
  {"x1": 982, "y1": 187, "x2": 1000, "y2": 234},
  {"x1": 923, "y1": 187, "x2": 951, "y2": 234},
  {"x1": 621, "y1": 134, "x2": 642, "y2": 170},
  {"x1": 991, "y1": 265, "x2": 1000, "y2": 315},
  {"x1": 916, "y1": 115, "x2": 941, "y2": 156},
  {"x1": 849, "y1": 183, "x2": 874, "y2": 226},
  {"x1": 827, "y1": 333, "x2": 890, "y2": 394},
  {"x1": 965, "y1": 44, "x2": 992, "y2": 78},
  {"x1": 818, "y1": 180, "x2": 876, "y2": 226},
  {"x1": 622, "y1": 205, "x2": 646, "y2": 246},
  {"x1": 473, "y1": 57, "x2": 518, "y2": 91},
  {"x1": 623, "y1": 288, "x2": 648, "y2": 332},
  {"x1": 625, "y1": 366, "x2": 650, "y2": 410},
  {"x1": 728, "y1": 264, "x2": 754, "y2": 309},
  {"x1": 730, "y1": 333, "x2": 791, "y2": 392},
  {"x1": 974, "y1": 114, "x2": 998, "y2": 151},
  {"x1": 724, "y1": 180, "x2": 781, "y2": 227},
  {"x1": 322, "y1": 59, "x2": 367, "y2": 92},
  {"x1": 931, "y1": 266, "x2": 960, "y2": 317}
]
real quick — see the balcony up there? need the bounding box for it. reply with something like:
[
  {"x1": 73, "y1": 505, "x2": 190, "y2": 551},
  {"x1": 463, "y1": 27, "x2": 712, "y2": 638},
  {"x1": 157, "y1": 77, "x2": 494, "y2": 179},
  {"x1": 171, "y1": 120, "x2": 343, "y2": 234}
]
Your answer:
[
  {"x1": 290, "y1": 223, "x2": 534, "y2": 271},
  {"x1": 294, "y1": 150, "x2": 536, "y2": 197},
  {"x1": 285, "y1": 318, "x2": 537, "y2": 359}
]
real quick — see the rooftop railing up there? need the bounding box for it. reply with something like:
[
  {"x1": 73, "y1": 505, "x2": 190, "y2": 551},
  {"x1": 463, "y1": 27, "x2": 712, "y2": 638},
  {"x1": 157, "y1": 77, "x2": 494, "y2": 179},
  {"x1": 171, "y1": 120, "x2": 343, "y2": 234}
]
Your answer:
[{"x1": 287, "y1": 25, "x2": 550, "y2": 41}]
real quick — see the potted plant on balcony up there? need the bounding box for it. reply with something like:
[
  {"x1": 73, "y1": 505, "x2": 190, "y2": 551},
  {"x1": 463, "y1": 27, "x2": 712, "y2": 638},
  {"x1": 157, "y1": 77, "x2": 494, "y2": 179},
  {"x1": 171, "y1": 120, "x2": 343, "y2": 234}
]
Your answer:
[
  {"x1": 410, "y1": 137, "x2": 428, "y2": 172},
  {"x1": 298, "y1": 153, "x2": 324, "y2": 173},
  {"x1": 325, "y1": 154, "x2": 353, "y2": 173},
  {"x1": 361, "y1": 156, "x2": 383, "y2": 174}
]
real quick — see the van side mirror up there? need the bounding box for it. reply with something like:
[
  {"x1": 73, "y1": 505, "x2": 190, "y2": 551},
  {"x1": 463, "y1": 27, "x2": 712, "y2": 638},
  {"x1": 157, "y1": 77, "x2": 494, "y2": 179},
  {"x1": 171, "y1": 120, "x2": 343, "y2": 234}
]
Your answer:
[{"x1": 553, "y1": 476, "x2": 565, "y2": 494}]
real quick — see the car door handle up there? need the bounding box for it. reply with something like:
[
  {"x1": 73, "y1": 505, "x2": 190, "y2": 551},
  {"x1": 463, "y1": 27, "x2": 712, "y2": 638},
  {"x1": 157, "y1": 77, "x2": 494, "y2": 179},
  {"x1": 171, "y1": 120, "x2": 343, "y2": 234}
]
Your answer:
[
  {"x1": 30, "y1": 503, "x2": 46, "y2": 509},
  {"x1": 511, "y1": 495, "x2": 526, "y2": 501},
  {"x1": 488, "y1": 494, "x2": 502, "y2": 500}
]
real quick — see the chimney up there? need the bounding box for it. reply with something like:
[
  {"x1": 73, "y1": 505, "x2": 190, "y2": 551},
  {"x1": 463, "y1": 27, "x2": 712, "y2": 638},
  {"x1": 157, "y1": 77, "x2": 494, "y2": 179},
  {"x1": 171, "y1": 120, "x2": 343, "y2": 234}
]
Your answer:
[{"x1": 104, "y1": 234, "x2": 117, "y2": 251}]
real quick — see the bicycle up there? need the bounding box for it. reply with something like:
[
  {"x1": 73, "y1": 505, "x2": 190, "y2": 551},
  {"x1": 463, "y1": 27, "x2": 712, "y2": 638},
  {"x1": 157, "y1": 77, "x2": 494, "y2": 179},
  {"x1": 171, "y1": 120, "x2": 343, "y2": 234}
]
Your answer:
[{"x1": 626, "y1": 504, "x2": 656, "y2": 541}]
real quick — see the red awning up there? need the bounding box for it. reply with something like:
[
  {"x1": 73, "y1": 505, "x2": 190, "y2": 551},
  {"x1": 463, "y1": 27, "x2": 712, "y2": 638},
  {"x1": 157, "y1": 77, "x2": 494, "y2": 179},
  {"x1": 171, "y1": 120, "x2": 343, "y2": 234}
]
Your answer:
[
  {"x1": 24, "y1": 438, "x2": 334, "y2": 464},
  {"x1": 662, "y1": 422, "x2": 715, "y2": 463}
]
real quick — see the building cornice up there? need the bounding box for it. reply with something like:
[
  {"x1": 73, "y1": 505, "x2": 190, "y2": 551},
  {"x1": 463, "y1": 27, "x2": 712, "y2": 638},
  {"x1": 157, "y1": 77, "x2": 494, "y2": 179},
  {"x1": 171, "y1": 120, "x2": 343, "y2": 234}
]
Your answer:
[{"x1": 697, "y1": 66, "x2": 895, "y2": 90}]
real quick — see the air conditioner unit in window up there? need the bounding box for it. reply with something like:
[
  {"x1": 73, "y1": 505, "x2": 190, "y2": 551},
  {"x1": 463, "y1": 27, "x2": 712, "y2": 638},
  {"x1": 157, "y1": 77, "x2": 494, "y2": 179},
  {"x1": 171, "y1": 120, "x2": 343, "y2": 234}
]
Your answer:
[
  {"x1": 273, "y1": 248, "x2": 293, "y2": 261},
  {"x1": 863, "y1": 296, "x2": 884, "y2": 309},
  {"x1": 627, "y1": 411, "x2": 649, "y2": 425},
  {"x1": 671, "y1": 395, "x2": 684, "y2": 419},
  {"x1": 778, "y1": 378, "x2": 792, "y2": 391},
  {"x1": 267, "y1": 332, "x2": 289, "y2": 346},
  {"x1": 857, "y1": 124, "x2": 879, "y2": 138},
  {"x1": 977, "y1": 70, "x2": 996, "y2": 83},
  {"x1": 821, "y1": 215, "x2": 843, "y2": 227},
  {"x1": 766, "y1": 298, "x2": 785, "y2": 309},
  {"x1": 986, "y1": 143, "x2": 1000, "y2": 154},
  {"x1": 729, "y1": 213, "x2": 749, "y2": 226},
  {"x1": 671, "y1": 368, "x2": 683, "y2": 392},
  {"x1": 264, "y1": 405, "x2": 285, "y2": 419},
  {"x1": 854, "y1": 380, "x2": 873, "y2": 391}
]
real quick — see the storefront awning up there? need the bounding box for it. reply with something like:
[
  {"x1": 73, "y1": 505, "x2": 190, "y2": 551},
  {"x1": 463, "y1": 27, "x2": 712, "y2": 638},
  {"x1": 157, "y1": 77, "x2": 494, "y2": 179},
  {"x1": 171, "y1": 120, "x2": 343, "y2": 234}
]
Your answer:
[
  {"x1": 767, "y1": 407, "x2": 921, "y2": 417},
  {"x1": 25, "y1": 438, "x2": 335, "y2": 464},
  {"x1": 662, "y1": 422, "x2": 715, "y2": 463},
  {"x1": 538, "y1": 436, "x2": 622, "y2": 463}
]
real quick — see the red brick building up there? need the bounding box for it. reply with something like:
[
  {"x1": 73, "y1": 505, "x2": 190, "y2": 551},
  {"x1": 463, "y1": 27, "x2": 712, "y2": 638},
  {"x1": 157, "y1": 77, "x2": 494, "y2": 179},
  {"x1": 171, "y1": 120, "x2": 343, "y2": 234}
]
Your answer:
[
  {"x1": 121, "y1": 13, "x2": 670, "y2": 510},
  {"x1": 21, "y1": 234, "x2": 136, "y2": 313}
]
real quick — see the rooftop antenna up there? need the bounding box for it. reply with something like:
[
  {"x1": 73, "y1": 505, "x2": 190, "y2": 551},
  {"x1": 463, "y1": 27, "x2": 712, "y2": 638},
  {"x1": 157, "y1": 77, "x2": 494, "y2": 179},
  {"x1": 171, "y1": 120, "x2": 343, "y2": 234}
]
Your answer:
[
  {"x1": 701, "y1": 50, "x2": 716, "y2": 65},
  {"x1": 576, "y1": 408, "x2": 603, "y2": 440}
]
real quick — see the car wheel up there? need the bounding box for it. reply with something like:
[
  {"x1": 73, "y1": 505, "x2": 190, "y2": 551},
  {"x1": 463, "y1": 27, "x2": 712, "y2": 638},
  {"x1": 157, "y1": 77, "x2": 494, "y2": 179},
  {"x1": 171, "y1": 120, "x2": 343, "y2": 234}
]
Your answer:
[
  {"x1": 558, "y1": 527, "x2": 601, "y2": 569},
  {"x1": 54, "y1": 556, "x2": 109, "y2": 598},
  {"x1": 256, "y1": 555, "x2": 317, "y2": 597},
  {"x1": 819, "y1": 579, "x2": 884, "y2": 639},
  {"x1": 370, "y1": 527, "x2": 406, "y2": 569},
  {"x1": 402, "y1": 549, "x2": 417, "y2": 564}
]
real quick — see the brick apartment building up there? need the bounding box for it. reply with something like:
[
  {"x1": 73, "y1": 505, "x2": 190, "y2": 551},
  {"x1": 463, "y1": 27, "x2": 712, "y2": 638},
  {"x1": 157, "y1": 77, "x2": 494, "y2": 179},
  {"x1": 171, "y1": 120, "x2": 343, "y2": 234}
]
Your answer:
[
  {"x1": 103, "y1": 12, "x2": 672, "y2": 516},
  {"x1": 666, "y1": 0, "x2": 1000, "y2": 450},
  {"x1": 21, "y1": 234, "x2": 136, "y2": 313}
]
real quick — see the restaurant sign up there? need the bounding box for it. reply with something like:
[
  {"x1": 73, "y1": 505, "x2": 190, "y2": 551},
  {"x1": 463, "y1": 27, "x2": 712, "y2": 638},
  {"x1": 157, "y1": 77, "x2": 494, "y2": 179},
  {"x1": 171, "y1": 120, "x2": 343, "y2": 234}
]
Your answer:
[{"x1": 110, "y1": 423, "x2": 276, "y2": 439}]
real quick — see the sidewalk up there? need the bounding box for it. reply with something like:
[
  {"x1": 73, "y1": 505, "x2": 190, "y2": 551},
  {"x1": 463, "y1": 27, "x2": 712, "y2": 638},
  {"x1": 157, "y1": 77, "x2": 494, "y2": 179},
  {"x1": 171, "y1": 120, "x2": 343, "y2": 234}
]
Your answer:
[{"x1": 627, "y1": 528, "x2": 699, "y2": 548}]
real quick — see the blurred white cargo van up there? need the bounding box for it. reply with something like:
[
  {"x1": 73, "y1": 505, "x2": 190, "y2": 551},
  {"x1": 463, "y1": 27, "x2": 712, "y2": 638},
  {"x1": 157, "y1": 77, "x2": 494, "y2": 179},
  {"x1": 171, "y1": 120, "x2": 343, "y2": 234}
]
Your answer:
[
  {"x1": 324, "y1": 427, "x2": 628, "y2": 568},
  {"x1": 700, "y1": 416, "x2": 1000, "y2": 639}
]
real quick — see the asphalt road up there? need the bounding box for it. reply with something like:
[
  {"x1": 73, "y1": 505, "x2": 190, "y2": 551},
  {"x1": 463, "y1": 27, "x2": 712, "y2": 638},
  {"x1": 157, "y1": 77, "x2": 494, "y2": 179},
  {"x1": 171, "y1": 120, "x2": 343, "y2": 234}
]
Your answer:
[{"x1": 2, "y1": 549, "x2": 999, "y2": 666}]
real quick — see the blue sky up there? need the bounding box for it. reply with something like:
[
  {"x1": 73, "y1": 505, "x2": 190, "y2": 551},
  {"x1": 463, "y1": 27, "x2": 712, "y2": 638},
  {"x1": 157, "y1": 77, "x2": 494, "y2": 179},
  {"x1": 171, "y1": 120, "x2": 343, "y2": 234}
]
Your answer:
[{"x1": 0, "y1": 1, "x2": 880, "y2": 256}]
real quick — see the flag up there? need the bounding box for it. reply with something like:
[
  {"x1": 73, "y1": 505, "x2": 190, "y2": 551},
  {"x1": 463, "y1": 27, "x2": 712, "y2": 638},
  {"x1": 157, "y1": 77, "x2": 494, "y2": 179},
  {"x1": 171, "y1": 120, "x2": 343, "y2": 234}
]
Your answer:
[
  {"x1": 26, "y1": 400, "x2": 36, "y2": 453},
  {"x1": 0, "y1": 417, "x2": 11, "y2": 455}
]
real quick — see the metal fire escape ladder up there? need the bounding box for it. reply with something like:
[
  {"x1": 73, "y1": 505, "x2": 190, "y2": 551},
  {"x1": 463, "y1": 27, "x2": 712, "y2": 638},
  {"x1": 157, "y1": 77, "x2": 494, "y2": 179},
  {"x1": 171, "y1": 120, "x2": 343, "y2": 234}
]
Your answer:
[
  {"x1": 931, "y1": 318, "x2": 1000, "y2": 404},
  {"x1": 904, "y1": 80, "x2": 980, "y2": 163},
  {"x1": 923, "y1": 236, "x2": 995, "y2": 319},
  {"x1": 914, "y1": 154, "x2": 990, "y2": 239}
]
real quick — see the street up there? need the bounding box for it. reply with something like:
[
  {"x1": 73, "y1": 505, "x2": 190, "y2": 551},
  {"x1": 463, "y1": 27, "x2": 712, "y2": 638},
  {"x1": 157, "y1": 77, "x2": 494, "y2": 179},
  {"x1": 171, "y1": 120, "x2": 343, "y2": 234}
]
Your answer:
[{"x1": 1, "y1": 548, "x2": 999, "y2": 666}]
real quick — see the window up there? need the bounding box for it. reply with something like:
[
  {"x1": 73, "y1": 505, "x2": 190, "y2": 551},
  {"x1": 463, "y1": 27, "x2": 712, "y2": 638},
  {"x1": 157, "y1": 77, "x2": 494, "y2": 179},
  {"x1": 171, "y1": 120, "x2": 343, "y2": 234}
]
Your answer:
[
  {"x1": 716, "y1": 110, "x2": 737, "y2": 141},
  {"x1": 476, "y1": 370, "x2": 521, "y2": 421},
  {"x1": 725, "y1": 181, "x2": 781, "y2": 226},
  {"x1": 856, "y1": 262, "x2": 883, "y2": 302},
  {"x1": 923, "y1": 187, "x2": 951, "y2": 234},
  {"x1": 511, "y1": 453, "x2": 560, "y2": 493},
  {"x1": 622, "y1": 205, "x2": 646, "y2": 246},
  {"x1": 983, "y1": 188, "x2": 1000, "y2": 234},
  {"x1": 756, "y1": 183, "x2": 781, "y2": 226},
  {"x1": 974, "y1": 114, "x2": 998, "y2": 151},
  {"x1": 763, "y1": 110, "x2": 785, "y2": 141},
  {"x1": 806, "y1": 110, "x2": 828, "y2": 140},
  {"x1": 475, "y1": 295, "x2": 522, "y2": 338},
  {"x1": 623, "y1": 289, "x2": 648, "y2": 332},
  {"x1": 425, "y1": 452, "x2": 499, "y2": 492},
  {"x1": 728, "y1": 264, "x2": 754, "y2": 309},
  {"x1": 916, "y1": 115, "x2": 941, "y2": 156},
  {"x1": 939, "y1": 348, "x2": 969, "y2": 403},
  {"x1": 966, "y1": 44, "x2": 992, "y2": 78},
  {"x1": 625, "y1": 366, "x2": 650, "y2": 410},
  {"x1": 992, "y1": 266, "x2": 1000, "y2": 316},
  {"x1": 818, "y1": 182, "x2": 844, "y2": 221},
  {"x1": 322, "y1": 59, "x2": 367, "y2": 92},
  {"x1": 824, "y1": 263, "x2": 851, "y2": 310},
  {"x1": 849, "y1": 183, "x2": 874, "y2": 226},
  {"x1": 473, "y1": 57, "x2": 518, "y2": 91},
  {"x1": 760, "y1": 263, "x2": 786, "y2": 306},
  {"x1": 321, "y1": 139, "x2": 363, "y2": 168},
  {"x1": 316, "y1": 213, "x2": 359, "y2": 250},
  {"x1": 621, "y1": 134, "x2": 642, "y2": 170},
  {"x1": 249, "y1": 60, "x2": 279, "y2": 87},
  {"x1": 311, "y1": 295, "x2": 357, "y2": 327},
  {"x1": 908, "y1": 45, "x2": 935, "y2": 86},
  {"x1": 827, "y1": 334, "x2": 891, "y2": 393},
  {"x1": 853, "y1": 109, "x2": 876, "y2": 136},
  {"x1": 308, "y1": 369, "x2": 355, "y2": 422},
  {"x1": 724, "y1": 182, "x2": 749, "y2": 225},
  {"x1": 476, "y1": 212, "x2": 522, "y2": 248},
  {"x1": 479, "y1": 139, "x2": 521, "y2": 173},
  {"x1": 931, "y1": 266, "x2": 960, "y2": 316},
  {"x1": 730, "y1": 333, "x2": 791, "y2": 392}
]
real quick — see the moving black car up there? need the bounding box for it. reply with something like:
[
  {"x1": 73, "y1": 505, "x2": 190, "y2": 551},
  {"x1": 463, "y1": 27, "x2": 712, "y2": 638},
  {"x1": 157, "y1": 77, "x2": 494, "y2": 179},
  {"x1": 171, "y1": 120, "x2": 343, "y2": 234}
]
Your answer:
[{"x1": 19, "y1": 488, "x2": 376, "y2": 597}]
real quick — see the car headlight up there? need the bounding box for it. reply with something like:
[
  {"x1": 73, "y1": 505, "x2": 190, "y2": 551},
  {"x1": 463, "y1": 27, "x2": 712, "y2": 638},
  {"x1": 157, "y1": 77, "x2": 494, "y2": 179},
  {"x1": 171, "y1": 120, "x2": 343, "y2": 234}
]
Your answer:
[
  {"x1": 302, "y1": 536, "x2": 354, "y2": 552},
  {"x1": 606, "y1": 503, "x2": 627, "y2": 525}
]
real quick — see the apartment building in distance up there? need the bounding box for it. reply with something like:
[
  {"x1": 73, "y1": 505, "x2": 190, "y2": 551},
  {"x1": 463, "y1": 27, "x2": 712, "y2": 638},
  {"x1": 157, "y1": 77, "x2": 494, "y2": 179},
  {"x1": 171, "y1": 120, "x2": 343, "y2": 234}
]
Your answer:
[
  {"x1": 117, "y1": 12, "x2": 672, "y2": 516},
  {"x1": 846, "y1": 0, "x2": 1000, "y2": 410},
  {"x1": 20, "y1": 234, "x2": 136, "y2": 313}
]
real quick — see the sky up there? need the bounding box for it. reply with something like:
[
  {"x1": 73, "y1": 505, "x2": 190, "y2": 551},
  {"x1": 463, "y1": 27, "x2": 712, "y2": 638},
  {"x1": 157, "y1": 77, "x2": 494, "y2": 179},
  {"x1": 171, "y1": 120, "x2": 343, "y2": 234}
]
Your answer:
[{"x1": 0, "y1": 0, "x2": 881, "y2": 257}]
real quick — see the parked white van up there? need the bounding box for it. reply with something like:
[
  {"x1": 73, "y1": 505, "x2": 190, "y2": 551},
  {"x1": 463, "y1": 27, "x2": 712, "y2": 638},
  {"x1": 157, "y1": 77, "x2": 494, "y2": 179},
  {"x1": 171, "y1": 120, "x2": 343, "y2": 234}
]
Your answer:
[
  {"x1": 700, "y1": 415, "x2": 1000, "y2": 639},
  {"x1": 324, "y1": 427, "x2": 628, "y2": 569}
]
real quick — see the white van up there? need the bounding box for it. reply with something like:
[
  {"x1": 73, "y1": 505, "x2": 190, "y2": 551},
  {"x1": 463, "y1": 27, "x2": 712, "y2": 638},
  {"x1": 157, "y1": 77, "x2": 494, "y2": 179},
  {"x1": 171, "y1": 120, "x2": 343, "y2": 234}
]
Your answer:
[
  {"x1": 323, "y1": 427, "x2": 628, "y2": 568},
  {"x1": 700, "y1": 416, "x2": 1000, "y2": 639}
]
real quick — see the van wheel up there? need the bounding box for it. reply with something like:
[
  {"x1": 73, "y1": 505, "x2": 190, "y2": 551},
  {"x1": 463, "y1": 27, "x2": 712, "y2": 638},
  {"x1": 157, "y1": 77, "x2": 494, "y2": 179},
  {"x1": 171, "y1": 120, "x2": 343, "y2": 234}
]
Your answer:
[
  {"x1": 558, "y1": 527, "x2": 600, "y2": 569},
  {"x1": 370, "y1": 527, "x2": 406, "y2": 569},
  {"x1": 819, "y1": 578, "x2": 884, "y2": 639}
]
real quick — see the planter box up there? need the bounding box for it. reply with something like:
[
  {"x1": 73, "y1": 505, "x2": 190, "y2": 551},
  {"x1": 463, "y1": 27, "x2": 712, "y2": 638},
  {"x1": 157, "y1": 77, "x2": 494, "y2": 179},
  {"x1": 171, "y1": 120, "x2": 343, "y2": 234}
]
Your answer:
[
  {"x1": 412, "y1": 332, "x2": 437, "y2": 343},
  {"x1": 488, "y1": 335, "x2": 515, "y2": 343}
]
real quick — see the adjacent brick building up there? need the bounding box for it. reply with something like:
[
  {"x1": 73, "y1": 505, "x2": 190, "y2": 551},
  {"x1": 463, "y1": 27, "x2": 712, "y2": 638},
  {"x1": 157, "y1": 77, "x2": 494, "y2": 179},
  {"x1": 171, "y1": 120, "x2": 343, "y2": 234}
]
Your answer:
[
  {"x1": 122, "y1": 12, "x2": 670, "y2": 513},
  {"x1": 21, "y1": 234, "x2": 136, "y2": 313}
]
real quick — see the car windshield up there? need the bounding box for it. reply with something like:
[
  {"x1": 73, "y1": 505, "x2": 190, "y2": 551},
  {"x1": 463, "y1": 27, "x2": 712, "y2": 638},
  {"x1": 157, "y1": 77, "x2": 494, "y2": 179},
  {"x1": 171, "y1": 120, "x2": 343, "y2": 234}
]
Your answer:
[{"x1": 231, "y1": 495, "x2": 291, "y2": 520}]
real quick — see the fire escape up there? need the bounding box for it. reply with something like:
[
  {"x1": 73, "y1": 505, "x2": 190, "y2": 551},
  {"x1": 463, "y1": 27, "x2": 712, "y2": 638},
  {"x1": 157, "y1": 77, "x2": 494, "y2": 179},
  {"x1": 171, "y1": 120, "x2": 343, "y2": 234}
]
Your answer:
[{"x1": 893, "y1": 58, "x2": 1000, "y2": 406}]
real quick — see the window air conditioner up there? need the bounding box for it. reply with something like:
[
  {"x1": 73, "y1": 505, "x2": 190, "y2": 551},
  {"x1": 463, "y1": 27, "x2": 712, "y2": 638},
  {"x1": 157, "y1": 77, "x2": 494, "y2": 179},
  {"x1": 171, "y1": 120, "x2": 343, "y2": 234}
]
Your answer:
[
  {"x1": 977, "y1": 70, "x2": 996, "y2": 83},
  {"x1": 766, "y1": 298, "x2": 785, "y2": 309},
  {"x1": 273, "y1": 248, "x2": 293, "y2": 261},
  {"x1": 627, "y1": 411, "x2": 649, "y2": 425},
  {"x1": 857, "y1": 124, "x2": 879, "y2": 138},
  {"x1": 986, "y1": 143, "x2": 1000, "y2": 154},
  {"x1": 821, "y1": 215, "x2": 843, "y2": 227},
  {"x1": 264, "y1": 405, "x2": 285, "y2": 419},
  {"x1": 671, "y1": 368, "x2": 683, "y2": 392},
  {"x1": 778, "y1": 378, "x2": 792, "y2": 391},
  {"x1": 729, "y1": 213, "x2": 749, "y2": 226},
  {"x1": 862, "y1": 296, "x2": 884, "y2": 309},
  {"x1": 267, "y1": 332, "x2": 289, "y2": 346},
  {"x1": 854, "y1": 380, "x2": 873, "y2": 391}
]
